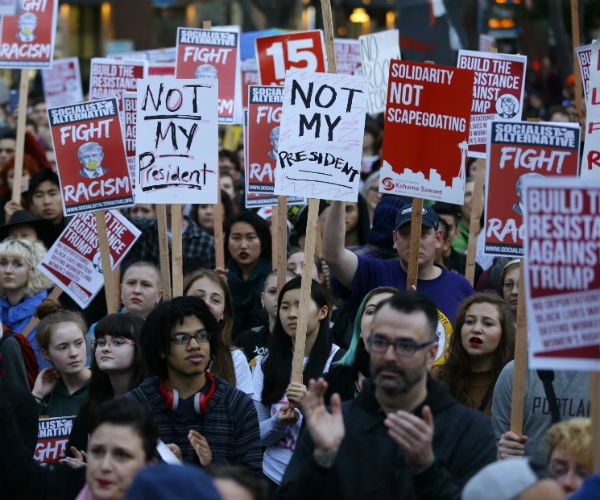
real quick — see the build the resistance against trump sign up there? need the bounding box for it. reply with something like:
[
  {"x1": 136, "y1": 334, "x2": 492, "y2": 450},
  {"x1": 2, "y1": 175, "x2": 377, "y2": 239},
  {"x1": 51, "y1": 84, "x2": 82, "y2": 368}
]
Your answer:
[
  {"x1": 274, "y1": 70, "x2": 367, "y2": 202},
  {"x1": 523, "y1": 177, "x2": 600, "y2": 371}
]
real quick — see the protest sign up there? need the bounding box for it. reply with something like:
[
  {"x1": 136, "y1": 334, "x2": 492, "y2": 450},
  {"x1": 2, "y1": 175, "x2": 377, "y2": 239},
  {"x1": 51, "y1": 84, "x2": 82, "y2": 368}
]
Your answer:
[
  {"x1": 581, "y1": 41, "x2": 600, "y2": 178},
  {"x1": 48, "y1": 98, "x2": 133, "y2": 215},
  {"x1": 484, "y1": 120, "x2": 581, "y2": 257},
  {"x1": 457, "y1": 50, "x2": 527, "y2": 157},
  {"x1": 176, "y1": 26, "x2": 241, "y2": 124},
  {"x1": 335, "y1": 38, "x2": 362, "y2": 76},
  {"x1": 576, "y1": 43, "x2": 593, "y2": 102},
  {"x1": 89, "y1": 58, "x2": 147, "y2": 113},
  {"x1": 41, "y1": 57, "x2": 83, "y2": 107},
  {"x1": 256, "y1": 30, "x2": 326, "y2": 86},
  {"x1": 523, "y1": 177, "x2": 600, "y2": 371},
  {"x1": 135, "y1": 77, "x2": 219, "y2": 204},
  {"x1": 38, "y1": 210, "x2": 140, "y2": 309},
  {"x1": 380, "y1": 60, "x2": 474, "y2": 204},
  {"x1": 34, "y1": 416, "x2": 75, "y2": 464},
  {"x1": 0, "y1": 0, "x2": 57, "y2": 68},
  {"x1": 122, "y1": 91, "x2": 136, "y2": 186},
  {"x1": 359, "y1": 30, "x2": 400, "y2": 114},
  {"x1": 273, "y1": 70, "x2": 368, "y2": 202}
]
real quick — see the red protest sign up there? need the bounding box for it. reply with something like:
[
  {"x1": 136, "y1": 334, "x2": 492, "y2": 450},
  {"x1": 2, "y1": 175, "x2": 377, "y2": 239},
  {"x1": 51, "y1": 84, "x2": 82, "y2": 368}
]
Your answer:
[
  {"x1": 176, "y1": 27, "x2": 240, "y2": 124},
  {"x1": 380, "y1": 60, "x2": 474, "y2": 204},
  {"x1": 34, "y1": 416, "x2": 74, "y2": 464},
  {"x1": 523, "y1": 178, "x2": 600, "y2": 371},
  {"x1": 0, "y1": 0, "x2": 57, "y2": 68},
  {"x1": 484, "y1": 120, "x2": 580, "y2": 257},
  {"x1": 256, "y1": 30, "x2": 326, "y2": 86},
  {"x1": 48, "y1": 98, "x2": 133, "y2": 215},
  {"x1": 88, "y1": 58, "x2": 147, "y2": 112}
]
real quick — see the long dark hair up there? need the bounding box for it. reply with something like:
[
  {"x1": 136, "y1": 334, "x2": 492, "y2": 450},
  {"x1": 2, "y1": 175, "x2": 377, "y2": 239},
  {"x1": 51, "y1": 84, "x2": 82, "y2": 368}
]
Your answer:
[
  {"x1": 80, "y1": 313, "x2": 146, "y2": 428},
  {"x1": 436, "y1": 292, "x2": 515, "y2": 406},
  {"x1": 225, "y1": 210, "x2": 272, "y2": 262},
  {"x1": 261, "y1": 277, "x2": 331, "y2": 405}
]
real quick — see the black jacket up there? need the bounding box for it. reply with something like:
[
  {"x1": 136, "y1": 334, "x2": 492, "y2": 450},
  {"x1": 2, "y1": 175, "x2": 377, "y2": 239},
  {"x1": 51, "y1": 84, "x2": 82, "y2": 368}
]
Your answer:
[{"x1": 277, "y1": 377, "x2": 496, "y2": 500}]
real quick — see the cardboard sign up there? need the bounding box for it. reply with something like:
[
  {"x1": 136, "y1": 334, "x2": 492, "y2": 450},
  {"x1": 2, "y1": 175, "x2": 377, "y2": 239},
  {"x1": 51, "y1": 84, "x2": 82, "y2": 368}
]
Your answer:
[
  {"x1": 0, "y1": 0, "x2": 17, "y2": 16},
  {"x1": 274, "y1": 71, "x2": 368, "y2": 202},
  {"x1": 523, "y1": 177, "x2": 600, "y2": 371},
  {"x1": 359, "y1": 30, "x2": 400, "y2": 114},
  {"x1": 575, "y1": 43, "x2": 593, "y2": 102},
  {"x1": 176, "y1": 27, "x2": 241, "y2": 124},
  {"x1": 122, "y1": 92, "x2": 136, "y2": 186},
  {"x1": 39, "y1": 210, "x2": 140, "y2": 309},
  {"x1": 49, "y1": 99, "x2": 133, "y2": 215},
  {"x1": 581, "y1": 41, "x2": 600, "y2": 178},
  {"x1": 457, "y1": 50, "x2": 527, "y2": 158},
  {"x1": 34, "y1": 416, "x2": 74, "y2": 464},
  {"x1": 484, "y1": 120, "x2": 581, "y2": 257},
  {"x1": 88, "y1": 58, "x2": 148, "y2": 112},
  {"x1": 41, "y1": 57, "x2": 83, "y2": 107},
  {"x1": 135, "y1": 77, "x2": 219, "y2": 204},
  {"x1": 0, "y1": 0, "x2": 57, "y2": 68},
  {"x1": 335, "y1": 38, "x2": 362, "y2": 76},
  {"x1": 380, "y1": 60, "x2": 474, "y2": 204},
  {"x1": 256, "y1": 30, "x2": 326, "y2": 86}
]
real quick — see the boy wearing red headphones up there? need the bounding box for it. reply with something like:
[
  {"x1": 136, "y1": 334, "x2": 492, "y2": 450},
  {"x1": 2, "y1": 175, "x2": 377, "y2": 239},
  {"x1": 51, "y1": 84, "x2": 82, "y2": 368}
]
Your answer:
[{"x1": 125, "y1": 296, "x2": 262, "y2": 472}]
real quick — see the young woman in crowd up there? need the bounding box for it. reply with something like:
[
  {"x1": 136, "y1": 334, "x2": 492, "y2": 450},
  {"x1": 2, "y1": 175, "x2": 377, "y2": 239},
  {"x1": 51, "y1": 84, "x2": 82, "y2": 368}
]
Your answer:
[
  {"x1": 0, "y1": 396, "x2": 158, "y2": 500},
  {"x1": 500, "y1": 259, "x2": 520, "y2": 321},
  {"x1": 32, "y1": 300, "x2": 91, "y2": 418},
  {"x1": 225, "y1": 211, "x2": 272, "y2": 339},
  {"x1": 546, "y1": 417, "x2": 593, "y2": 494},
  {"x1": 0, "y1": 237, "x2": 52, "y2": 368},
  {"x1": 68, "y1": 313, "x2": 146, "y2": 454},
  {"x1": 252, "y1": 277, "x2": 342, "y2": 488},
  {"x1": 190, "y1": 190, "x2": 236, "y2": 236},
  {"x1": 433, "y1": 291, "x2": 515, "y2": 415},
  {"x1": 326, "y1": 286, "x2": 398, "y2": 401},
  {"x1": 184, "y1": 268, "x2": 253, "y2": 395},
  {"x1": 235, "y1": 269, "x2": 295, "y2": 367},
  {"x1": 120, "y1": 261, "x2": 163, "y2": 320}
]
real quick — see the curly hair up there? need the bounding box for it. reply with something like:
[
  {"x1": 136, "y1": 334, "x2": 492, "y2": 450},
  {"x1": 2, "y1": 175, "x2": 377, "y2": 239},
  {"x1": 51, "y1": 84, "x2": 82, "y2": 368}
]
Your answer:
[
  {"x1": 0, "y1": 237, "x2": 52, "y2": 297},
  {"x1": 546, "y1": 417, "x2": 592, "y2": 467},
  {"x1": 434, "y1": 292, "x2": 515, "y2": 410}
]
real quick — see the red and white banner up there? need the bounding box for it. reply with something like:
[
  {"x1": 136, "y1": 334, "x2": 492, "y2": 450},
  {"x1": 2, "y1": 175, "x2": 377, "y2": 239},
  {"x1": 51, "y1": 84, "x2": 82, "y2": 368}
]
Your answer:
[
  {"x1": 0, "y1": 0, "x2": 57, "y2": 68},
  {"x1": 380, "y1": 60, "x2": 474, "y2": 204},
  {"x1": 256, "y1": 30, "x2": 326, "y2": 87},
  {"x1": 41, "y1": 57, "x2": 83, "y2": 107},
  {"x1": 457, "y1": 50, "x2": 527, "y2": 158},
  {"x1": 34, "y1": 416, "x2": 74, "y2": 464},
  {"x1": 523, "y1": 177, "x2": 600, "y2": 371},
  {"x1": 89, "y1": 58, "x2": 147, "y2": 114},
  {"x1": 176, "y1": 27, "x2": 241, "y2": 124},
  {"x1": 484, "y1": 120, "x2": 581, "y2": 257},
  {"x1": 581, "y1": 41, "x2": 600, "y2": 179},
  {"x1": 575, "y1": 43, "x2": 593, "y2": 102},
  {"x1": 48, "y1": 98, "x2": 133, "y2": 215},
  {"x1": 39, "y1": 211, "x2": 140, "y2": 309},
  {"x1": 335, "y1": 38, "x2": 362, "y2": 76}
]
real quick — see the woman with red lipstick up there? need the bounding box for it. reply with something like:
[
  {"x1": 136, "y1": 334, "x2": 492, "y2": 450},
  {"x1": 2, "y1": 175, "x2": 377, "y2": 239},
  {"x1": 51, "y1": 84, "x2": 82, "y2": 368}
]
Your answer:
[
  {"x1": 433, "y1": 292, "x2": 514, "y2": 416},
  {"x1": 225, "y1": 211, "x2": 272, "y2": 340},
  {"x1": 252, "y1": 277, "x2": 342, "y2": 489},
  {"x1": 32, "y1": 300, "x2": 91, "y2": 418}
]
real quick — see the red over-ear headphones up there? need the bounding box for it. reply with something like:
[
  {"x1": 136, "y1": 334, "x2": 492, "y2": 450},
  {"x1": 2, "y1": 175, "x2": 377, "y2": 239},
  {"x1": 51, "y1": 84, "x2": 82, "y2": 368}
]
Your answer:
[{"x1": 159, "y1": 372, "x2": 216, "y2": 414}]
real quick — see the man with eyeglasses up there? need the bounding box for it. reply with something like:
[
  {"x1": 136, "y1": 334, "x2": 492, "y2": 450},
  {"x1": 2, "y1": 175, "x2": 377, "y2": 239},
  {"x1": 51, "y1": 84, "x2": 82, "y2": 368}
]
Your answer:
[
  {"x1": 279, "y1": 291, "x2": 496, "y2": 499},
  {"x1": 125, "y1": 296, "x2": 261, "y2": 472}
]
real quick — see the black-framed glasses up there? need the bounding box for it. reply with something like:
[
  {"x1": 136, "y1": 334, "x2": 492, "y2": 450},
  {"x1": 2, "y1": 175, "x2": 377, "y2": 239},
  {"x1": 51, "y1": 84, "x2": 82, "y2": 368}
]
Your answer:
[
  {"x1": 92, "y1": 337, "x2": 135, "y2": 349},
  {"x1": 367, "y1": 336, "x2": 433, "y2": 357},
  {"x1": 170, "y1": 331, "x2": 210, "y2": 346}
]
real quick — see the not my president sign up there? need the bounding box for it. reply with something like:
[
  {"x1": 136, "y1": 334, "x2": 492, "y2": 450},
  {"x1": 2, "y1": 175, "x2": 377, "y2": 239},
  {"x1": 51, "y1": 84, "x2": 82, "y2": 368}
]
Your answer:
[
  {"x1": 274, "y1": 70, "x2": 368, "y2": 202},
  {"x1": 135, "y1": 77, "x2": 219, "y2": 204}
]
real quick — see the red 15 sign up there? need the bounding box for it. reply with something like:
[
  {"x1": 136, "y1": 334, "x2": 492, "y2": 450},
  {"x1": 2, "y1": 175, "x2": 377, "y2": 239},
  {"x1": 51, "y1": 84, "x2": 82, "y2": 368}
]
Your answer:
[{"x1": 256, "y1": 30, "x2": 326, "y2": 86}]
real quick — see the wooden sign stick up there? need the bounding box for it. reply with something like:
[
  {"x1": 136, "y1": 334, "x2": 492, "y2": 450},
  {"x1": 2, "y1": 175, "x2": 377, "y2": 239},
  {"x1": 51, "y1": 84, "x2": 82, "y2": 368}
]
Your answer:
[
  {"x1": 464, "y1": 157, "x2": 486, "y2": 286},
  {"x1": 214, "y1": 187, "x2": 225, "y2": 271},
  {"x1": 156, "y1": 204, "x2": 172, "y2": 301},
  {"x1": 171, "y1": 204, "x2": 184, "y2": 297},
  {"x1": 95, "y1": 210, "x2": 120, "y2": 314},
  {"x1": 11, "y1": 69, "x2": 30, "y2": 203},
  {"x1": 406, "y1": 198, "x2": 424, "y2": 290},
  {"x1": 510, "y1": 260, "x2": 527, "y2": 434},
  {"x1": 569, "y1": 0, "x2": 585, "y2": 129},
  {"x1": 290, "y1": 0, "x2": 336, "y2": 384},
  {"x1": 276, "y1": 196, "x2": 289, "y2": 293},
  {"x1": 271, "y1": 205, "x2": 279, "y2": 269}
]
